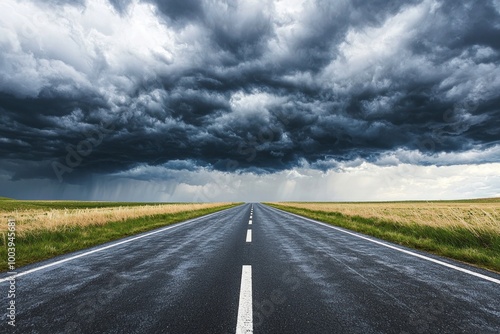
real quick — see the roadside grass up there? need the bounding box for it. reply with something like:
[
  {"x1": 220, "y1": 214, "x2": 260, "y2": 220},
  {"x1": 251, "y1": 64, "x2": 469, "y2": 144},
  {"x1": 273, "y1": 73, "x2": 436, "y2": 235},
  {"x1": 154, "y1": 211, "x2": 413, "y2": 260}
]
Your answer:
[
  {"x1": 1, "y1": 202, "x2": 240, "y2": 271},
  {"x1": 266, "y1": 202, "x2": 500, "y2": 273},
  {"x1": 1, "y1": 202, "x2": 238, "y2": 235}
]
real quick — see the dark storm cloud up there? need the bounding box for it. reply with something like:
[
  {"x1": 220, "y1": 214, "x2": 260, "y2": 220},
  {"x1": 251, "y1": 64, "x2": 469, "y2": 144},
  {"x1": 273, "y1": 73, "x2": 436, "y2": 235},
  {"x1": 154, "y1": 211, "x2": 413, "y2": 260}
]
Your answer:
[
  {"x1": 151, "y1": 0, "x2": 203, "y2": 23},
  {"x1": 1, "y1": 0, "x2": 500, "y2": 184}
]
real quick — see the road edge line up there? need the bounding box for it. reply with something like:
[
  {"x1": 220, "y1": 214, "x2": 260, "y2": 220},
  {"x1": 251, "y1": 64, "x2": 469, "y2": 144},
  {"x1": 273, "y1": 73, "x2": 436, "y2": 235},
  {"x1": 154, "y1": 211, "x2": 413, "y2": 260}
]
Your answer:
[
  {"x1": 265, "y1": 204, "x2": 500, "y2": 285},
  {"x1": 0, "y1": 205, "x2": 240, "y2": 283}
]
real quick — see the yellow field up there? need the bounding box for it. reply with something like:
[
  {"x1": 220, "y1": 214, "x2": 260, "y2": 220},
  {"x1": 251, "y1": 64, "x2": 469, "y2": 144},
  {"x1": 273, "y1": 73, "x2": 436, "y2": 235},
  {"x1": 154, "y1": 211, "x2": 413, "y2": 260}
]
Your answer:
[
  {"x1": 272, "y1": 200, "x2": 500, "y2": 235},
  {"x1": 0, "y1": 203, "x2": 231, "y2": 236}
]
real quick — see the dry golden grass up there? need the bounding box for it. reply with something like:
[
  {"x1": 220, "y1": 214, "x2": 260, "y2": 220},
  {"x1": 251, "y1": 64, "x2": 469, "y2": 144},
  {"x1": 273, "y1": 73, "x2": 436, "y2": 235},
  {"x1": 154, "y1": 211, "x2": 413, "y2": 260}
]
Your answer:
[
  {"x1": 272, "y1": 201, "x2": 500, "y2": 235},
  {"x1": 0, "y1": 203, "x2": 231, "y2": 236}
]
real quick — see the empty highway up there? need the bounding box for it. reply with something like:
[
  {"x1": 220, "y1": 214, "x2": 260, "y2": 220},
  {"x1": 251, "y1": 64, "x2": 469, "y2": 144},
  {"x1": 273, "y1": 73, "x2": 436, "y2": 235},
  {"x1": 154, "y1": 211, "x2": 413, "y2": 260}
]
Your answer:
[{"x1": 1, "y1": 203, "x2": 499, "y2": 333}]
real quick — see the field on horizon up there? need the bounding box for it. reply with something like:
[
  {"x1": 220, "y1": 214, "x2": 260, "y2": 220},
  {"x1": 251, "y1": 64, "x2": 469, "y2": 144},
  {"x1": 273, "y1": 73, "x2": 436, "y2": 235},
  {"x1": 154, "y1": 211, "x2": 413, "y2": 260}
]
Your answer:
[
  {"x1": 268, "y1": 198, "x2": 500, "y2": 273},
  {"x1": 272, "y1": 198, "x2": 500, "y2": 234},
  {"x1": 2, "y1": 198, "x2": 500, "y2": 273},
  {"x1": 0, "y1": 198, "x2": 232, "y2": 236}
]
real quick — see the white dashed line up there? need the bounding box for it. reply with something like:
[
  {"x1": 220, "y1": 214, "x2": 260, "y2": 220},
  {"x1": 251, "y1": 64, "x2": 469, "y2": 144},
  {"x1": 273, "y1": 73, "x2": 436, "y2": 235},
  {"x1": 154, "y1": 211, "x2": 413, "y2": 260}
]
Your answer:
[
  {"x1": 236, "y1": 265, "x2": 253, "y2": 334},
  {"x1": 246, "y1": 229, "x2": 252, "y2": 242},
  {"x1": 249, "y1": 220, "x2": 252, "y2": 225}
]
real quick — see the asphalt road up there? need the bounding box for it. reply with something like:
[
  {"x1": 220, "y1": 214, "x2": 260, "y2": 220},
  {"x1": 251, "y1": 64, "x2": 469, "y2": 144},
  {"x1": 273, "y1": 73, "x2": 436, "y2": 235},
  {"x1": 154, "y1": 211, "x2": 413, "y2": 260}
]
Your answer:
[{"x1": 1, "y1": 203, "x2": 499, "y2": 333}]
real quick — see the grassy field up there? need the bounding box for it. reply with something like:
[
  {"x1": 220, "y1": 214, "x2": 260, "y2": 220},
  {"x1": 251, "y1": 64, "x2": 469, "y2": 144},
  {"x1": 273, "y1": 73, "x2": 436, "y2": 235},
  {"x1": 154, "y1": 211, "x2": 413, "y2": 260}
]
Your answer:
[
  {"x1": 1, "y1": 200, "x2": 240, "y2": 271},
  {"x1": 266, "y1": 199, "x2": 500, "y2": 273},
  {"x1": 0, "y1": 197, "x2": 176, "y2": 211}
]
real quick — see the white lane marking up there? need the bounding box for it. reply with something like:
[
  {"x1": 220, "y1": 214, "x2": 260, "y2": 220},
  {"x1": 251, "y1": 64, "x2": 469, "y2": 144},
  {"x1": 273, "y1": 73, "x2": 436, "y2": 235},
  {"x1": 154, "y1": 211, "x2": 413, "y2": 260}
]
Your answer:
[
  {"x1": 0, "y1": 209, "x2": 230, "y2": 283},
  {"x1": 246, "y1": 229, "x2": 252, "y2": 243},
  {"x1": 249, "y1": 220, "x2": 252, "y2": 225},
  {"x1": 270, "y1": 206, "x2": 500, "y2": 285},
  {"x1": 236, "y1": 265, "x2": 253, "y2": 334}
]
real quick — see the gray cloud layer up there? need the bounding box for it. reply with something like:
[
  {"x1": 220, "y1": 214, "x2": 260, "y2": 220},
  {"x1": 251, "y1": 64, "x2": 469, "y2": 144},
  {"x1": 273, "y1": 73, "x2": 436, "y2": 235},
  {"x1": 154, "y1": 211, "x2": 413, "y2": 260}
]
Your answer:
[{"x1": 1, "y1": 0, "x2": 500, "y2": 188}]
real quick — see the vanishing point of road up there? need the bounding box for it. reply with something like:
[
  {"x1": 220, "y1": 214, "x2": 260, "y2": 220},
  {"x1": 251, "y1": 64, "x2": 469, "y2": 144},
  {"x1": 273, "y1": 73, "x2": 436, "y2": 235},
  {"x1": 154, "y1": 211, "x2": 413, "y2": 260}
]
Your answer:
[{"x1": 1, "y1": 203, "x2": 499, "y2": 333}]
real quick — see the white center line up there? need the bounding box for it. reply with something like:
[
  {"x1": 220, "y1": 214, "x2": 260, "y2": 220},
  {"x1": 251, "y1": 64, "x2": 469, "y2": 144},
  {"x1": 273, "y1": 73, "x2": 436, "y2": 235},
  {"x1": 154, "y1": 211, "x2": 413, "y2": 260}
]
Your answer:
[
  {"x1": 246, "y1": 229, "x2": 252, "y2": 243},
  {"x1": 249, "y1": 220, "x2": 252, "y2": 225},
  {"x1": 236, "y1": 265, "x2": 253, "y2": 334}
]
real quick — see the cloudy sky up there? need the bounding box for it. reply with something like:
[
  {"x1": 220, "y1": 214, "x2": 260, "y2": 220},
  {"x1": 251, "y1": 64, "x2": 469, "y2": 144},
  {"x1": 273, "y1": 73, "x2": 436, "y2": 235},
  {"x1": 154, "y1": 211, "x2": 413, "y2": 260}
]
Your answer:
[{"x1": 1, "y1": 0, "x2": 500, "y2": 202}]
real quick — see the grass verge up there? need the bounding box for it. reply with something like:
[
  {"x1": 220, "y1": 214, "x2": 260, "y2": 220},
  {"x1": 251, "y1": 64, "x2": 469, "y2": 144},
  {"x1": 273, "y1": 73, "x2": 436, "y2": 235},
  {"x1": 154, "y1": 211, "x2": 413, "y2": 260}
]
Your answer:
[
  {"x1": 1, "y1": 203, "x2": 240, "y2": 271},
  {"x1": 265, "y1": 203, "x2": 500, "y2": 273}
]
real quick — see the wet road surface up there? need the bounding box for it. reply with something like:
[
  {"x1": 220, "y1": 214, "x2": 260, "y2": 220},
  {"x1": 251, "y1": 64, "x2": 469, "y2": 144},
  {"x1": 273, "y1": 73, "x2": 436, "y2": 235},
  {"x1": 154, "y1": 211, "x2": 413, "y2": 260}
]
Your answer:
[{"x1": 1, "y1": 203, "x2": 499, "y2": 333}]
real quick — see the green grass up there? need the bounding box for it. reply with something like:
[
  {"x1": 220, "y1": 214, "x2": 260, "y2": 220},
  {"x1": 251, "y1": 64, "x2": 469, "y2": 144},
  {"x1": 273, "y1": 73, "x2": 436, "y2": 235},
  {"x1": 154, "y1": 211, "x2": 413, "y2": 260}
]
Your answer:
[
  {"x1": 265, "y1": 203, "x2": 500, "y2": 273},
  {"x1": 278, "y1": 197, "x2": 500, "y2": 204},
  {"x1": 0, "y1": 199, "x2": 184, "y2": 211},
  {"x1": 1, "y1": 203, "x2": 240, "y2": 271}
]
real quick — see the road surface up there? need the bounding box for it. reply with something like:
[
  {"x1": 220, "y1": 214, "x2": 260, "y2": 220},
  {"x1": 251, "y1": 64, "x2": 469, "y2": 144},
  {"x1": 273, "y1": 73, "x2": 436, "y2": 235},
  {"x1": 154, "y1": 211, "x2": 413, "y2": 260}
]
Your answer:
[{"x1": 1, "y1": 203, "x2": 499, "y2": 333}]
